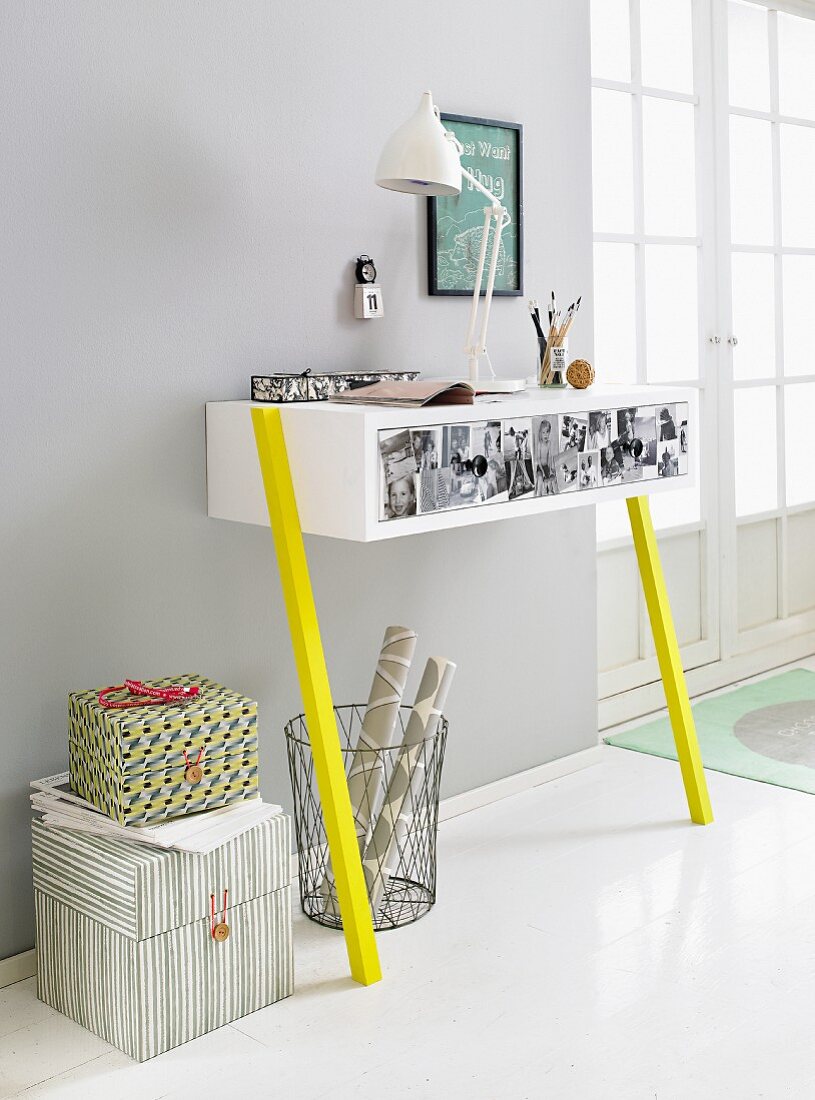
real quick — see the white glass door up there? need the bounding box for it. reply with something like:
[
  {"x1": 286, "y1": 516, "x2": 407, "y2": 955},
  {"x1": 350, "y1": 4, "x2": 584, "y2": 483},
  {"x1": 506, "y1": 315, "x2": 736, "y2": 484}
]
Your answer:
[
  {"x1": 591, "y1": 0, "x2": 721, "y2": 723},
  {"x1": 717, "y1": 0, "x2": 815, "y2": 657}
]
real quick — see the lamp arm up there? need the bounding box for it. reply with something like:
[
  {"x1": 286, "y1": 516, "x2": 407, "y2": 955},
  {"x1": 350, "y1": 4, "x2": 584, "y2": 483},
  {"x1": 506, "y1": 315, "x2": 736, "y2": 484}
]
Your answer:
[
  {"x1": 462, "y1": 206, "x2": 512, "y2": 381},
  {"x1": 443, "y1": 132, "x2": 513, "y2": 383},
  {"x1": 476, "y1": 209, "x2": 509, "y2": 371},
  {"x1": 463, "y1": 205, "x2": 494, "y2": 377}
]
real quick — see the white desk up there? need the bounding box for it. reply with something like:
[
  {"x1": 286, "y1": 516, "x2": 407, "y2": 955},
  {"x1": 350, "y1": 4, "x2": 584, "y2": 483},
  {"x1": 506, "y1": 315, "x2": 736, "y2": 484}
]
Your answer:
[{"x1": 205, "y1": 384, "x2": 711, "y2": 988}]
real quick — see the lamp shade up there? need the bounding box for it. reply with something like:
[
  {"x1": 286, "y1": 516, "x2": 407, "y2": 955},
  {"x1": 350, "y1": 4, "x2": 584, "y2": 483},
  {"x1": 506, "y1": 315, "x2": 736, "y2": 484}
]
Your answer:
[{"x1": 375, "y1": 92, "x2": 462, "y2": 196}]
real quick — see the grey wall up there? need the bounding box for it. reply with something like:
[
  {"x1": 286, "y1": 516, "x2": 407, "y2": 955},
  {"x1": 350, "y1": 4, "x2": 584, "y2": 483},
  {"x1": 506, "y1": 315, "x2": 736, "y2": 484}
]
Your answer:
[{"x1": 0, "y1": 0, "x2": 595, "y2": 959}]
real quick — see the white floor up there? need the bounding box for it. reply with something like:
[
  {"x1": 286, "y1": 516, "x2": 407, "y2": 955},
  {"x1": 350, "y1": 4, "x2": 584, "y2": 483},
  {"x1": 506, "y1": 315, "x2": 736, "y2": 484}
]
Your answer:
[{"x1": 4, "y1": 671, "x2": 815, "y2": 1099}]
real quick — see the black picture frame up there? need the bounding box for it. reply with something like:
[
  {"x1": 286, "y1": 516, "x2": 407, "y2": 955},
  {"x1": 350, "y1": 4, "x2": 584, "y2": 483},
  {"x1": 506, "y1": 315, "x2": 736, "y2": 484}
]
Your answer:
[{"x1": 427, "y1": 113, "x2": 524, "y2": 297}]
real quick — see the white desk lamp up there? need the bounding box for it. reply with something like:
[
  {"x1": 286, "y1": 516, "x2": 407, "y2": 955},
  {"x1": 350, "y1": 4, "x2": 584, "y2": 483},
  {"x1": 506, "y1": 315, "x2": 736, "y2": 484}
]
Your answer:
[{"x1": 376, "y1": 92, "x2": 526, "y2": 393}]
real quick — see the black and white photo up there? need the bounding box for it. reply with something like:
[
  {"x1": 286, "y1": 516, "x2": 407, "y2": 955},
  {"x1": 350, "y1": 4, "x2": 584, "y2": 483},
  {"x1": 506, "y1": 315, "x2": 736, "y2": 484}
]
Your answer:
[
  {"x1": 532, "y1": 415, "x2": 559, "y2": 496},
  {"x1": 678, "y1": 404, "x2": 689, "y2": 474},
  {"x1": 658, "y1": 405, "x2": 678, "y2": 443},
  {"x1": 579, "y1": 450, "x2": 600, "y2": 490},
  {"x1": 633, "y1": 406, "x2": 658, "y2": 471},
  {"x1": 620, "y1": 459, "x2": 644, "y2": 484},
  {"x1": 555, "y1": 449, "x2": 579, "y2": 493},
  {"x1": 378, "y1": 429, "x2": 418, "y2": 520},
  {"x1": 410, "y1": 427, "x2": 451, "y2": 513},
  {"x1": 444, "y1": 424, "x2": 471, "y2": 468},
  {"x1": 616, "y1": 407, "x2": 637, "y2": 449},
  {"x1": 504, "y1": 418, "x2": 535, "y2": 500},
  {"x1": 445, "y1": 425, "x2": 480, "y2": 508},
  {"x1": 609, "y1": 433, "x2": 643, "y2": 484},
  {"x1": 411, "y1": 428, "x2": 442, "y2": 473},
  {"x1": 469, "y1": 420, "x2": 508, "y2": 502},
  {"x1": 614, "y1": 406, "x2": 657, "y2": 481},
  {"x1": 559, "y1": 413, "x2": 588, "y2": 452},
  {"x1": 601, "y1": 442, "x2": 625, "y2": 486},
  {"x1": 658, "y1": 439, "x2": 680, "y2": 477},
  {"x1": 586, "y1": 410, "x2": 612, "y2": 452}
]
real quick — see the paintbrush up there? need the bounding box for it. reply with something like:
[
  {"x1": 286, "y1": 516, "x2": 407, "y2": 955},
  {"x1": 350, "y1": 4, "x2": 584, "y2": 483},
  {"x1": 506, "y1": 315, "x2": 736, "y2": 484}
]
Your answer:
[{"x1": 528, "y1": 298, "x2": 545, "y2": 341}]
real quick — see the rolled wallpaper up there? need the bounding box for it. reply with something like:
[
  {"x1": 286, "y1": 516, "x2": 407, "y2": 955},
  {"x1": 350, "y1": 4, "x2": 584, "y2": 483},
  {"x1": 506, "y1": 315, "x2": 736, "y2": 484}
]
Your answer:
[
  {"x1": 361, "y1": 656, "x2": 456, "y2": 917},
  {"x1": 320, "y1": 626, "x2": 417, "y2": 917}
]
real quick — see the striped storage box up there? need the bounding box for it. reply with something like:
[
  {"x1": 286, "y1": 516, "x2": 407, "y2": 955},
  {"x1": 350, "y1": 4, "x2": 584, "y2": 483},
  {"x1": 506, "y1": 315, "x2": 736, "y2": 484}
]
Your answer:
[
  {"x1": 68, "y1": 675, "x2": 260, "y2": 826},
  {"x1": 33, "y1": 813, "x2": 293, "y2": 1061}
]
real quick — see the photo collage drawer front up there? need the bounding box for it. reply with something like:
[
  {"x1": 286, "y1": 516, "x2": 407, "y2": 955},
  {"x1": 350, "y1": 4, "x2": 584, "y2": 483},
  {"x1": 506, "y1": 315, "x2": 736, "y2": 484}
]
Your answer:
[
  {"x1": 68, "y1": 675, "x2": 259, "y2": 825},
  {"x1": 33, "y1": 813, "x2": 293, "y2": 1061},
  {"x1": 378, "y1": 402, "x2": 690, "y2": 521}
]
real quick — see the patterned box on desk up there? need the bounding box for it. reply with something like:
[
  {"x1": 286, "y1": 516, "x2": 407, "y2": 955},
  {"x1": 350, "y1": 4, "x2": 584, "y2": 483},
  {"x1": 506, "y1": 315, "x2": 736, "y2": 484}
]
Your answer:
[
  {"x1": 33, "y1": 813, "x2": 293, "y2": 1061},
  {"x1": 68, "y1": 675, "x2": 259, "y2": 825}
]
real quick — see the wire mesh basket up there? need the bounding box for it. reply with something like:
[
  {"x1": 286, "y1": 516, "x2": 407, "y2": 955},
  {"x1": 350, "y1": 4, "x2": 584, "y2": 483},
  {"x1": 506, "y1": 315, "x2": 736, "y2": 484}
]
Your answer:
[{"x1": 285, "y1": 704, "x2": 448, "y2": 931}]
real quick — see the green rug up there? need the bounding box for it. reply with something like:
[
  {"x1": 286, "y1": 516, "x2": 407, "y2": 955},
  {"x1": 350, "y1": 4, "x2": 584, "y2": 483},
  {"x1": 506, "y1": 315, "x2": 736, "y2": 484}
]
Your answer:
[{"x1": 605, "y1": 669, "x2": 815, "y2": 794}]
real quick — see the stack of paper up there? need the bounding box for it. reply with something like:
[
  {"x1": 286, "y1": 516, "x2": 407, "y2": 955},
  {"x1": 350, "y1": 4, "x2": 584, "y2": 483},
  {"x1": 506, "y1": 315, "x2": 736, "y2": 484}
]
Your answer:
[{"x1": 31, "y1": 773, "x2": 282, "y2": 855}]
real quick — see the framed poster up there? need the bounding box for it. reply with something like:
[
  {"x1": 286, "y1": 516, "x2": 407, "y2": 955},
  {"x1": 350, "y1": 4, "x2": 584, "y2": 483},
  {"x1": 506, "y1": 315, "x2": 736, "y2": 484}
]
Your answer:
[{"x1": 427, "y1": 114, "x2": 523, "y2": 297}]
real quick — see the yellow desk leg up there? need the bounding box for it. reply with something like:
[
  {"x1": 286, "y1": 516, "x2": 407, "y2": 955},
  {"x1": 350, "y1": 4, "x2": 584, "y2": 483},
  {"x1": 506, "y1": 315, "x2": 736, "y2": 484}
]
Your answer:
[
  {"x1": 252, "y1": 407, "x2": 382, "y2": 986},
  {"x1": 627, "y1": 496, "x2": 714, "y2": 825}
]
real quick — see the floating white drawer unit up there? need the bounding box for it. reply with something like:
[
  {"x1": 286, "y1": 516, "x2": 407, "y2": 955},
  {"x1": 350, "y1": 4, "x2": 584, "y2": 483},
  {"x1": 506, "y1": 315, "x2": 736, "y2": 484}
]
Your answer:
[{"x1": 205, "y1": 385, "x2": 695, "y2": 542}]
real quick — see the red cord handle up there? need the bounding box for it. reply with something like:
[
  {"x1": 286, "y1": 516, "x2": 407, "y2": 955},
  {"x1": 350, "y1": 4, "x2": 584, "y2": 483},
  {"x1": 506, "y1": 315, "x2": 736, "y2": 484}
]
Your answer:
[
  {"x1": 211, "y1": 890, "x2": 229, "y2": 940},
  {"x1": 183, "y1": 746, "x2": 206, "y2": 769},
  {"x1": 98, "y1": 680, "x2": 200, "y2": 709}
]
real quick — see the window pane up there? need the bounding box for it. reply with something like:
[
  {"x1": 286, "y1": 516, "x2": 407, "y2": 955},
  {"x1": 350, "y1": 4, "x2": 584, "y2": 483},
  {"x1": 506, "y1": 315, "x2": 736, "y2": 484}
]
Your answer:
[
  {"x1": 780, "y1": 124, "x2": 815, "y2": 248},
  {"x1": 731, "y1": 252, "x2": 775, "y2": 380},
  {"x1": 737, "y1": 520, "x2": 778, "y2": 630},
  {"x1": 783, "y1": 255, "x2": 815, "y2": 377},
  {"x1": 729, "y1": 115, "x2": 774, "y2": 246},
  {"x1": 778, "y1": 12, "x2": 815, "y2": 121},
  {"x1": 734, "y1": 387, "x2": 777, "y2": 516},
  {"x1": 592, "y1": 89, "x2": 634, "y2": 234},
  {"x1": 641, "y1": 0, "x2": 694, "y2": 93},
  {"x1": 645, "y1": 245, "x2": 698, "y2": 381},
  {"x1": 734, "y1": 519, "x2": 778, "y2": 633},
  {"x1": 590, "y1": 0, "x2": 631, "y2": 82},
  {"x1": 788, "y1": 511, "x2": 815, "y2": 613},
  {"x1": 728, "y1": 1, "x2": 770, "y2": 112},
  {"x1": 643, "y1": 98, "x2": 696, "y2": 236},
  {"x1": 785, "y1": 383, "x2": 815, "y2": 506},
  {"x1": 594, "y1": 243, "x2": 637, "y2": 383}
]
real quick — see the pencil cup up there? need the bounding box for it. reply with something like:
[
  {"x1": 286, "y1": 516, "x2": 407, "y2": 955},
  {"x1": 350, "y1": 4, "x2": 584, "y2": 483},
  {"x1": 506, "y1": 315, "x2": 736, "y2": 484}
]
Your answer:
[{"x1": 539, "y1": 338, "x2": 569, "y2": 388}]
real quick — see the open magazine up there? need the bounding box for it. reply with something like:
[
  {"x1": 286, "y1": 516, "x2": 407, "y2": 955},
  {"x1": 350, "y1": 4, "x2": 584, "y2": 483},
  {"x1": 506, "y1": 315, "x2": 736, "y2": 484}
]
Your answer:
[
  {"x1": 330, "y1": 379, "x2": 476, "y2": 407},
  {"x1": 31, "y1": 772, "x2": 282, "y2": 855}
]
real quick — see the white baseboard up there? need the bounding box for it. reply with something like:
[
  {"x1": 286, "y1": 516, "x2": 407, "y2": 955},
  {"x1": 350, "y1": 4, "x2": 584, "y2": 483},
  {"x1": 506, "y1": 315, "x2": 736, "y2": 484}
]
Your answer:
[
  {"x1": 0, "y1": 948, "x2": 36, "y2": 989},
  {"x1": 599, "y1": 637, "x2": 815, "y2": 730},
  {"x1": 437, "y1": 746, "x2": 605, "y2": 823},
  {"x1": 2, "y1": 746, "x2": 604, "y2": 989},
  {"x1": 287, "y1": 745, "x2": 604, "y2": 881}
]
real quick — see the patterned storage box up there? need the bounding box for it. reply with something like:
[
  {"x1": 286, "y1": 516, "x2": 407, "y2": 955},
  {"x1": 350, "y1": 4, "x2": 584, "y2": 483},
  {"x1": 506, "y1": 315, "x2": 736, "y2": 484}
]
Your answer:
[
  {"x1": 33, "y1": 813, "x2": 293, "y2": 1061},
  {"x1": 68, "y1": 675, "x2": 259, "y2": 825}
]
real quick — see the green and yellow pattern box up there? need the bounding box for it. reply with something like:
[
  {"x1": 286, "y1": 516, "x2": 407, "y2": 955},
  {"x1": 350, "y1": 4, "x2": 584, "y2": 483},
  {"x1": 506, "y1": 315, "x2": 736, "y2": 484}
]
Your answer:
[
  {"x1": 68, "y1": 674, "x2": 259, "y2": 826},
  {"x1": 33, "y1": 813, "x2": 294, "y2": 1061}
]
